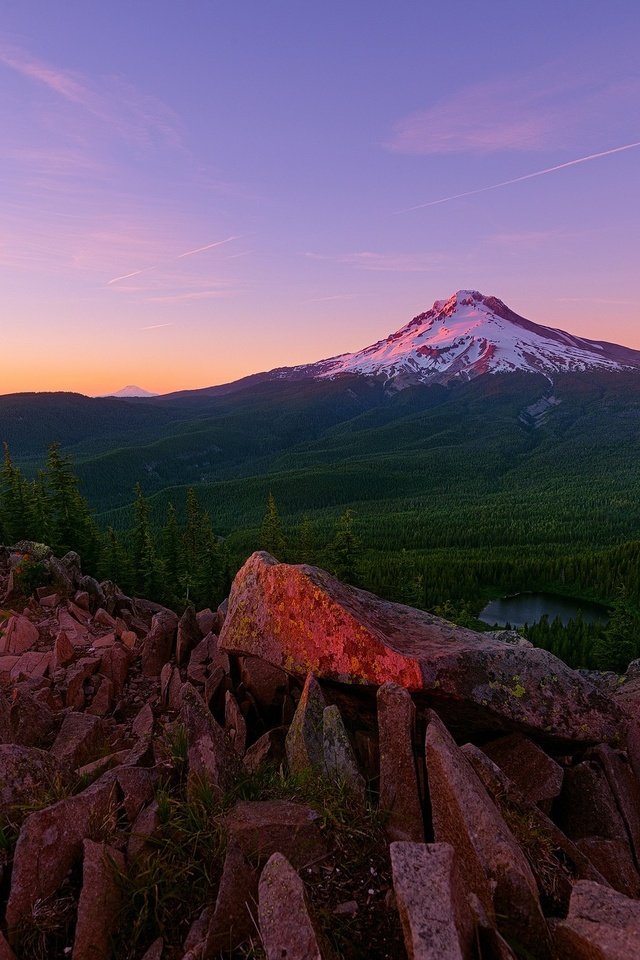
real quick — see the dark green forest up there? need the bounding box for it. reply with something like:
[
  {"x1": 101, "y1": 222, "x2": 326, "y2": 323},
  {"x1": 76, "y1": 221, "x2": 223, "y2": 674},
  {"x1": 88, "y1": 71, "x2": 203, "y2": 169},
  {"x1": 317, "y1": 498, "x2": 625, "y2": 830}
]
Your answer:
[{"x1": 2, "y1": 369, "x2": 640, "y2": 672}]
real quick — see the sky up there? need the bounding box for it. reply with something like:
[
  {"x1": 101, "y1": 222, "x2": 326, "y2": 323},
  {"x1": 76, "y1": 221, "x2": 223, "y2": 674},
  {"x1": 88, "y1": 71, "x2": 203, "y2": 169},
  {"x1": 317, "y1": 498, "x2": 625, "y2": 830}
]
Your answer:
[{"x1": 1, "y1": 0, "x2": 639, "y2": 395}]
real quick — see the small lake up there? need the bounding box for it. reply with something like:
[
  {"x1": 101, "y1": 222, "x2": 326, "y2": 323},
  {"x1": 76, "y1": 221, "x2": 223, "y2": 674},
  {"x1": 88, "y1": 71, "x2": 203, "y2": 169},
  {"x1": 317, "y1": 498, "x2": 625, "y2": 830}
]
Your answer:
[{"x1": 479, "y1": 592, "x2": 609, "y2": 629}]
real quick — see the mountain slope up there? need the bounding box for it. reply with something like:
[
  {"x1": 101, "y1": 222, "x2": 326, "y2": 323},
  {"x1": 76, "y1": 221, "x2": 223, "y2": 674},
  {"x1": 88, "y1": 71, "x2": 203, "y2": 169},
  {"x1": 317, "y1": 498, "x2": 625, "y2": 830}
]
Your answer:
[{"x1": 285, "y1": 290, "x2": 640, "y2": 387}]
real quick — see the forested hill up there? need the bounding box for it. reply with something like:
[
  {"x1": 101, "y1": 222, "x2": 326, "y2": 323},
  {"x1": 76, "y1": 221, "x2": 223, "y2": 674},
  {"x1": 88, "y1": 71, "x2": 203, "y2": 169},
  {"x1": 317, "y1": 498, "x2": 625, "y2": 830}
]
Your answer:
[{"x1": 2, "y1": 369, "x2": 640, "y2": 620}]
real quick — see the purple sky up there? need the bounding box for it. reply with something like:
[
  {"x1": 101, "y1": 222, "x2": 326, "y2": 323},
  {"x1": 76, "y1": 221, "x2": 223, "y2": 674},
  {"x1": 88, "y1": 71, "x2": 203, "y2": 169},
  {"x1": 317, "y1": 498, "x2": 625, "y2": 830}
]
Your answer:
[{"x1": 1, "y1": 1, "x2": 639, "y2": 394}]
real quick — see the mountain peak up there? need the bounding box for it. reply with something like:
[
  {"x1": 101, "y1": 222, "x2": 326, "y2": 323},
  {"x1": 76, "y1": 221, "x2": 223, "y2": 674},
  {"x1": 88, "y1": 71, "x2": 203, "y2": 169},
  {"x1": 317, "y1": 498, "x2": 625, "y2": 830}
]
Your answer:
[
  {"x1": 292, "y1": 290, "x2": 640, "y2": 387},
  {"x1": 103, "y1": 385, "x2": 158, "y2": 398}
]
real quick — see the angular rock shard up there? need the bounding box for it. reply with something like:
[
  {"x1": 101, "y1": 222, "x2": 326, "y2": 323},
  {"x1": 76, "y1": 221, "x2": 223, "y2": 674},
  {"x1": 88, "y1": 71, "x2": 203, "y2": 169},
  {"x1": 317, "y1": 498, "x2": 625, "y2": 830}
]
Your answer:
[
  {"x1": 554, "y1": 880, "x2": 640, "y2": 959},
  {"x1": 425, "y1": 712, "x2": 551, "y2": 958},
  {"x1": 285, "y1": 673, "x2": 326, "y2": 774},
  {"x1": 377, "y1": 682, "x2": 424, "y2": 843},
  {"x1": 258, "y1": 852, "x2": 327, "y2": 960},
  {"x1": 219, "y1": 553, "x2": 620, "y2": 742},
  {"x1": 72, "y1": 839, "x2": 124, "y2": 960},
  {"x1": 390, "y1": 841, "x2": 475, "y2": 960}
]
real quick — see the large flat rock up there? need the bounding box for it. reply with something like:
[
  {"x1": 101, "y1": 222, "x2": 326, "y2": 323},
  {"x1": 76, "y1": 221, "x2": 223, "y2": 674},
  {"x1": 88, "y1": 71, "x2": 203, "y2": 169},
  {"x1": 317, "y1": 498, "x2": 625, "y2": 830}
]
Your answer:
[{"x1": 219, "y1": 553, "x2": 620, "y2": 742}]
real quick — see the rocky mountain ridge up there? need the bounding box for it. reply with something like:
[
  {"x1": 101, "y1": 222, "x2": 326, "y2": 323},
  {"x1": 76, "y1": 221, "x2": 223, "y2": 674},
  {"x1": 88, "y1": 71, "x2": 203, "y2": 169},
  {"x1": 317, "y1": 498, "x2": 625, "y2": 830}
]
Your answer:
[{"x1": 1, "y1": 543, "x2": 640, "y2": 958}]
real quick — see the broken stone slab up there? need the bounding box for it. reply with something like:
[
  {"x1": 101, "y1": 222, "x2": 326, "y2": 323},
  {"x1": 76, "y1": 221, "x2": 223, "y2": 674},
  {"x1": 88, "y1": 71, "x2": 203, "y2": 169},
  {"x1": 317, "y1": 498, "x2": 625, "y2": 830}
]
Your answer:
[
  {"x1": 589, "y1": 744, "x2": 640, "y2": 868},
  {"x1": 258, "y1": 852, "x2": 328, "y2": 960},
  {"x1": 65, "y1": 655, "x2": 101, "y2": 709},
  {"x1": 176, "y1": 606, "x2": 201, "y2": 666},
  {"x1": 132, "y1": 703, "x2": 154, "y2": 739},
  {"x1": 0, "y1": 744, "x2": 68, "y2": 807},
  {"x1": 2, "y1": 686, "x2": 55, "y2": 746},
  {"x1": 180, "y1": 682, "x2": 241, "y2": 795},
  {"x1": 140, "y1": 938, "x2": 164, "y2": 960},
  {"x1": 239, "y1": 655, "x2": 289, "y2": 712},
  {"x1": 482, "y1": 732, "x2": 563, "y2": 812},
  {"x1": 322, "y1": 704, "x2": 365, "y2": 796},
  {"x1": 160, "y1": 662, "x2": 182, "y2": 712},
  {"x1": 142, "y1": 607, "x2": 178, "y2": 676},
  {"x1": 390, "y1": 841, "x2": 475, "y2": 960},
  {"x1": 218, "y1": 552, "x2": 620, "y2": 743},
  {"x1": 5, "y1": 778, "x2": 118, "y2": 935},
  {"x1": 128, "y1": 800, "x2": 161, "y2": 861},
  {"x1": 9, "y1": 650, "x2": 51, "y2": 681},
  {"x1": 51, "y1": 712, "x2": 107, "y2": 769},
  {"x1": 223, "y1": 800, "x2": 326, "y2": 869},
  {"x1": 462, "y1": 743, "x2": 609, "y2": 915},
  {"x1": 187, "y1": 633, "x2": 230, "y2": 686},
  {"x1": 72, "y1": 839, "x2": 124, "y2": 960},
  {"x1": 99, "y1": 644, "x2": 132, "y2": 698},
  {"x1": 243, "y1": 728, "x2": 286, "y2": 774},
  {"x1": 0, "y1": 615, "x2": 39, "y2": 655},
  {"x1": 426, "y1": 712, "x2": 552, "y2": 959},
  {"x1": 377, "y1": 682, "x2": 424, "y2": 843},
  {"x1": 285, "y1": 673, "x2": 326, "y2": 775},
  {"x1": 575, "y1": 838, "x2": 640, "y2": 898},
  {"x1": 224, "y1": 690, "x2": 247, "y2": 755},
  {"x1": 203, "y1": 842, "x2": 259, "y2": 956},
  {"x1": 554, "y1": 880, "x2": 640, "y2": 959},
  {"x1": 554, "y1": 760, "x2": 630, "y2": 848}
]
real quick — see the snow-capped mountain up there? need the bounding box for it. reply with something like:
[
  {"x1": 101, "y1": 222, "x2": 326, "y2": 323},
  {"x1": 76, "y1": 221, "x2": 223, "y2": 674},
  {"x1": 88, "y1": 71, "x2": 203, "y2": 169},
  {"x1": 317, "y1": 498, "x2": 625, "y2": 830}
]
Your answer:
[
  {"x1": 103, "y1": 385, "x2": 159, "y2": 398},
  {"x1": 287, "y1": 290, "x2": 640, "y2": 387}
]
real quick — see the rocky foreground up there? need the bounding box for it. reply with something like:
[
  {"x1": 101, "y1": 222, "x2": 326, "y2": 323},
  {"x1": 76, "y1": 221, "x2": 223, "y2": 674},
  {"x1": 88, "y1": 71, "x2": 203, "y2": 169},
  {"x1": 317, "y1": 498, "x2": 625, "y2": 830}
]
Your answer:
[{"x1": 1, "y1": 546, "x2": 640, "y2": 958}]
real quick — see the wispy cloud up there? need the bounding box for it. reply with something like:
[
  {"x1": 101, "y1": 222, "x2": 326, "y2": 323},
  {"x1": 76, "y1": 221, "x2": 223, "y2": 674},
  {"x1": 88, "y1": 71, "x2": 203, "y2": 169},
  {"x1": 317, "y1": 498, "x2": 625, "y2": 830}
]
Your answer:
[
  {"x1": 143, "y1": 289, "x2": 231, "y2": 304},
  {"x1": 106, "y1": 235, "x2": 242, "y2": 286},
  {"x1": 0, "y1": 42, "x2": 183, "y2": 147},
  {"x1": 387, "y1": 73, "x2": 640, "y2": 156},
  {"x1": 142, "y1": 322, "x2": 174, "y2": 330},
  {"x1": 303, "y1": 294, "x2": 356, "y2": 303},
  {"x1": 306, "y1": 251, "x2": 445, "y2": 273},
  {"x1": 558, "y1": 297, "x2": 640, "y2": 306},
  {"x1": 401, "y1": 141, "x2": 640, "y2": 212}
]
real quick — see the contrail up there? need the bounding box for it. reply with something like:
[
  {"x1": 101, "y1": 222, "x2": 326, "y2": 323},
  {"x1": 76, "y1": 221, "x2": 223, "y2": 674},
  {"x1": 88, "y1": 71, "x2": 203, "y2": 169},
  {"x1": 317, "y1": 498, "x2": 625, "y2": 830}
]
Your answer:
[
  {"x1": 176, "y1": 235, "x2": 241, "y2": 259},
  {"x1": 142, "y1": 322, "x2": 173, "y2": 330},
  {"x1": 107, "y1": 267, "x2": 154, "y2": 285},
  {"x1": 402, "y1": 140, "x2": 640, "y2": 212}
]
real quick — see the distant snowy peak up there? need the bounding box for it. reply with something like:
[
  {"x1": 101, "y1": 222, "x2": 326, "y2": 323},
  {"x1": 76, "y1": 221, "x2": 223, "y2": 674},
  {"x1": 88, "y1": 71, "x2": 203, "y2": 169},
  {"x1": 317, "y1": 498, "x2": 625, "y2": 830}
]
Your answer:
[
  {"x1": 293, "y1": 290, "x2": 640, "y2": 387},
  {"x1": 106, "y1": 385, "x2": 158, "y2": 398}
]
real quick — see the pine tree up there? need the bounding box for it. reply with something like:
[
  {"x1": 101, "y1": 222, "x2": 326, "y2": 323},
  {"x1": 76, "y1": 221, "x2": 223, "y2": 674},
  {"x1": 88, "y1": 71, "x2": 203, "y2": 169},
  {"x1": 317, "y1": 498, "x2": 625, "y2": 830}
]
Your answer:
[
  {"x1": 161, "y1": 502, "x2": 182, "y2": 605},
  {"x1": 297, "y1": 514, "x2": 315, "y2": 564},
  {"x1": 328, "y1": 509, "x2": 361, "y2": 584},
  {"x1": 0, "y1": 443, "x2": 35, "y2": 543},
  {"x1": 132, "y1": 483, "x2": 153, "y2": 595},
  {"x1": 44, "y1": 443, "x2": 99, "y2": 566},
  {"x1": 261, "y1": 492, "x2": 286, "y2": 559},
  {"x1": 593, "y1": 586, "x2": 640, "y2": 673}
]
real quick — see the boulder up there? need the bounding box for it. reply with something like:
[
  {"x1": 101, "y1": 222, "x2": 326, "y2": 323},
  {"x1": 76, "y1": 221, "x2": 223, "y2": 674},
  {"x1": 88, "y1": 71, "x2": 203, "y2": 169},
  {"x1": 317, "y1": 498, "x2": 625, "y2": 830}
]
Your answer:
[
  {"x1": 554, "y1": 880, "x2": 640, "y2": 958},
  {"x1": 176, "y1": 606, "x2": 201, "y2": 666},
  {"x1": 72, "y1": 839, "x2": 124, "y2": 960},
  {"x1": 390, "y1": 841, "x2": 475, "y2": 959},
  {"x1": 128, "y1": 800, "x2": 161, "y2": 861},
  {"x1": 219, "y1": 553, "x2": 620, "y2": 742},
  {"x1": 203, "y1": 843, "x2": 259, "y2": 956},
  {"x1": 223, "y1": 800, "x2": 326, "y2": 869},
  {"x1": 50, "y1": 712, "x2": 107, "y2": 769},
  {"x1": 99, "y1": 644, "x2": 132, "y2": 698},
  {"x1": 160, "y1": 663, "x2": 183, "y2": 712},
  {"x1": 0, "y1": 744, "x2": 68, "y2": 808},
  {"x1": 142, "y1": 608, "x2": 178, "y2": 676},
  {"x1": 5, "y1": 778, "x2": 118, "y2": 934},
  {"x1": 377, "y1": 682, "x2": 424, "y2": 843},
  {"x1": 0, "y1": 615, "x2": 39, "y2": 655},
  {"x1": 64, "y1": 655, "x2": 101, "y2": 709},
  {"x1": 426, "y1": 712, "x2": 551, "y2": 958},
  {"x1": 258, "y1": 853, "x2": 328, "y2": 960},
  {"x1": 482, "y1": 733, "x2": 563, "y2": 811},
  {"x1": 2, "y1": 687, "x2": 55, "y2": 746},
  {"x1": 555, "y1": 761, "x2": 629, "y2": 846}
]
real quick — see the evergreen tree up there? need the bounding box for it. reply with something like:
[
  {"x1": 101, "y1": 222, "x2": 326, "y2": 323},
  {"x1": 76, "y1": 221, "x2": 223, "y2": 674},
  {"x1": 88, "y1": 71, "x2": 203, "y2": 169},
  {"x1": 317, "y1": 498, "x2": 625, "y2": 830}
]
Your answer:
[
  {"x1": 0, "y1": 444, "x2": 35, "y2": 543},
  {"x1": 328, "y1": 509, "x2": 361, "y2": 584},
  {"x1": 161, "y1": 502, "x2": 182, "y2": 605},
  {"x1": 261, "y1": 492, "x2": 287, "y2": 559},
  {"x1": 593, "y1": 586, "x2": 640, "y2": 673},
  {"x1": 297, "y1": 514, "x2": 315, "y2": 564},
  {"x1": 132, "y1": 483, "x2": 154, "y2": 595},
  {"x1": 44, "y1": 443, "x2": 99, "y2": 566}
]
